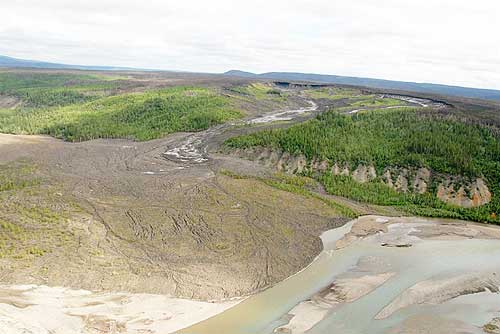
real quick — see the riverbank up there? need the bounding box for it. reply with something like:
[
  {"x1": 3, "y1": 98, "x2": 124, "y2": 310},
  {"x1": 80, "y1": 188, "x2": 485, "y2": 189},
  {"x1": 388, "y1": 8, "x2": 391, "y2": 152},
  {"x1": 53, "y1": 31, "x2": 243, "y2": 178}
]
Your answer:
[
  {"x1": 181, "y1": 215, "x2": 500, "y2": 334},
  {"x1": 277, "y1": 216, "x2": 500, "y2": 334},
  {"x1": 0, "y1": 285, "x2": 240, "y2": 334}
]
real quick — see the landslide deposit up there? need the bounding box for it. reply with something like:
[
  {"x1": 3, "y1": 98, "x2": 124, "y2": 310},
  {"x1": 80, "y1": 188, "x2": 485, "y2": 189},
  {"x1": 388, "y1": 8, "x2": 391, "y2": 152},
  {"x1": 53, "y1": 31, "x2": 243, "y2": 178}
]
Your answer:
[
  {"x1": 0, "y1": 72, "x2": 354, "y2": 300},
  {"x1": 0, "y1": 133, "x2": 346, "y2": 300}
]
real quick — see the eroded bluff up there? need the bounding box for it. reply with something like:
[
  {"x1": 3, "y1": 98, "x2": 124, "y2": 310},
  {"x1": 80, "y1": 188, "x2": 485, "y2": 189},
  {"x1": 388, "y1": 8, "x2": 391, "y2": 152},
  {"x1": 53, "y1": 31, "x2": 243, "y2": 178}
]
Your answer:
[{"x1": 230, "y1": 147, "x2": 492, "y2": 208}]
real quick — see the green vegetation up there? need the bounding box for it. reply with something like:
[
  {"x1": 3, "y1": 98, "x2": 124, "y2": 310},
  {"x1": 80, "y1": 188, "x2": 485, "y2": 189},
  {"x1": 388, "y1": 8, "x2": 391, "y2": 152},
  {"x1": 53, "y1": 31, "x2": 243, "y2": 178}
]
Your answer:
[
  {"x1": 319, "y1": 174, "x2": 498, "y2": 223},
  {"x1": 0, "y1": 161, "x2": 76, "y2": 259},
  {"x1": 0, "y1": 86, "x2": 241, "y2": 141},
  {"x1": 220, "y1": 170, "x2": 358, "y2": 217},
  {"x1": 225, "y1": 109, "x2": 500, "y2": 223},
  {"x1": 304, "y1": 87, "x2": 362, "y2": 100},
  {"x1": 17, "y1": 88, "x2": 96, "y2": 108},
  {"x1": 0, "y1": 72, "x2": 125, "y2": 113},
  {"x1": 0, "y1": 72, "x2": 107, "y2": 92},
  {"x1": 0, "y1": 72, "x2": 245, "y2": 141},
  {"x1": 0, "y1": 72, "x2": 122, "y2": 108},
  {"x1": 229, "y1": 83, "x2": 285, "y2": 101},
  {"x1": 303, "y1": 87, "x2": 409, "y2": 112},
  {"x1": 350, "y1": 97, "x2": 404, "y2": 107},
  {"x1": 0, "y1": 161, "x2": 40, "y2": 192},
  {"x1": 226, "y1": 108, "x2": 500, "y2": 177},
  {"x1": 264, "y1": 173, "x2": 358, "y2": 218}
]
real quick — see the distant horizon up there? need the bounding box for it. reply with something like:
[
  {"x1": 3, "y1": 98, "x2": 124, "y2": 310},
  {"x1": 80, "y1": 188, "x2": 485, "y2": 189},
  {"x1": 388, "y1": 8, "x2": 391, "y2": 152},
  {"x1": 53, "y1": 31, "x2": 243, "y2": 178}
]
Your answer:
[
  {"x1": 2, "y1": 54, "x2": 500, "y2": 93},
  {"x1": 1, "y1": 1, "x2": 499, "y2": 90}
]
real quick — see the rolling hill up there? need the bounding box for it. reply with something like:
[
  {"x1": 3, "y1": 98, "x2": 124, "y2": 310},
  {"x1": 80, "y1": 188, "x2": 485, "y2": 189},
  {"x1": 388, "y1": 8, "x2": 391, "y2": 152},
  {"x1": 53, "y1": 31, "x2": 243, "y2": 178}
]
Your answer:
[
  {"x1": 2, "y1": 54, "x2": 499, "y2": 101},
  {"x1": 224, "y1": 70, "x2": 500, "y2": 101},
  {"x1": 0, "y1": 54, "x2": 143, "y2": 71}
]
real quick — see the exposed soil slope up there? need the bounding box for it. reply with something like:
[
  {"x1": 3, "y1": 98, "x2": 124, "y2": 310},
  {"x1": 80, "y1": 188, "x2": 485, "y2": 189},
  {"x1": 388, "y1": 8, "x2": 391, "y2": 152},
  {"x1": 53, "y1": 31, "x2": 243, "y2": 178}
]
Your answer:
[{"x1": 0, "y1": 133, "x2": 347, "y2": 300}]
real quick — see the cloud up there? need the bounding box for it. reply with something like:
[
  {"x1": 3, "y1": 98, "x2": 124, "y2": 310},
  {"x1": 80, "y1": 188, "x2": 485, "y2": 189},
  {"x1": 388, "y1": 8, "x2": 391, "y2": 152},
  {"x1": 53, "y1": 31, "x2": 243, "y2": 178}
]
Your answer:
[{"x1": 0, "y1": 0, "x2": 499, "y2": 89}]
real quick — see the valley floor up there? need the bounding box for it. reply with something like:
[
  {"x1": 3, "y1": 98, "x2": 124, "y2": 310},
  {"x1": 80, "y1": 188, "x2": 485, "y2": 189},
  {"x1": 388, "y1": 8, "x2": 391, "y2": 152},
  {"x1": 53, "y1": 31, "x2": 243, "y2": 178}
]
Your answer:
[
  {"x1": 1, "y1": 71, "x2": 500, "y2": 333},
  {"x1": 0, "y1": 82, "x2": 356, "y2": 300},
  {"x1": 2, "y1": 215, "x2": 500, "y2": 334}
]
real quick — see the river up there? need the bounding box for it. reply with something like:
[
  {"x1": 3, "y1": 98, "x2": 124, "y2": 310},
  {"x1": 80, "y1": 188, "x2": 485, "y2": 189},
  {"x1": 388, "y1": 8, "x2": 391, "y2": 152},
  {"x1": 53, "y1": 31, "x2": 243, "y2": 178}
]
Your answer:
[{"x1": 179, "y1": 216, "x2": 500, "y2": 334}]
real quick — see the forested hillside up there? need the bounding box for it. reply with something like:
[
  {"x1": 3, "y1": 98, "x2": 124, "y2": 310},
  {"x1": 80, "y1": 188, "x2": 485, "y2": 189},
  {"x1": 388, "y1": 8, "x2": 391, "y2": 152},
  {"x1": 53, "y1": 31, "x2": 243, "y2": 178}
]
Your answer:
[
  {"x1": 226, "y1": 108, "x2": 500, "y2": 223},
  {"x1": 0, "y1": 72, "x2": 242, "y2": 141}
]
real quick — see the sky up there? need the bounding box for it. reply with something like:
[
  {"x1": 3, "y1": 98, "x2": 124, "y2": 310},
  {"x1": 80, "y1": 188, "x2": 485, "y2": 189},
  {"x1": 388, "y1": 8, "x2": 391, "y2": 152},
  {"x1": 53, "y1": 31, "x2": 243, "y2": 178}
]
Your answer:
[{"x1": 1, "y1": 0, "x2": 499, "y2": 90}]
